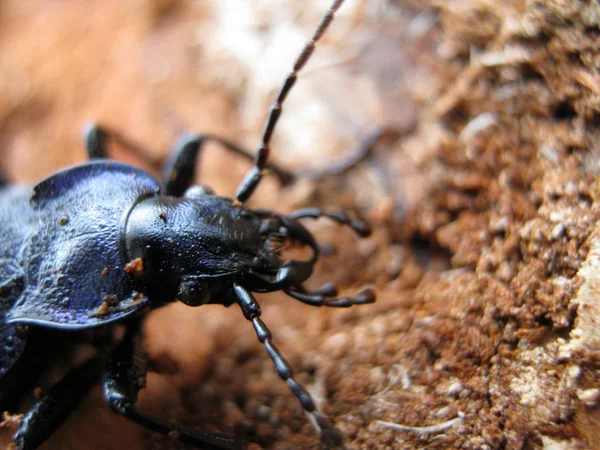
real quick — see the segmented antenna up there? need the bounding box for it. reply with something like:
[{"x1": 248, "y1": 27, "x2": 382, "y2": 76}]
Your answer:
[{"x1": 235, "y1": 0, "x2": 346, "y2": 203}]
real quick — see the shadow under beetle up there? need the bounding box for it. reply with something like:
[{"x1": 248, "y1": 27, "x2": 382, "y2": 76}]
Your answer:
[{"x1": 0, "y1": 0, "x2": 383, "y2": 448}]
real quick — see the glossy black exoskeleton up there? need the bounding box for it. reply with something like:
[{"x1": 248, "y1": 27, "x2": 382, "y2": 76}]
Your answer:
[{"x1": 0, "y1": 1, "x2": 382, "y2": 449}]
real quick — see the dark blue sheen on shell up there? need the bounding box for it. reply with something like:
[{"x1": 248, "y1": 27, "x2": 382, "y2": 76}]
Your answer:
[{"x1": 7, "y1": 161, "x2": 160, "y2": 329}]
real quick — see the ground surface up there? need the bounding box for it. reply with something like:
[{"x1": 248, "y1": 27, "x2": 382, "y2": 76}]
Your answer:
[{"x1": 0, "y1": 0, "x2": 599, "y2": 449}]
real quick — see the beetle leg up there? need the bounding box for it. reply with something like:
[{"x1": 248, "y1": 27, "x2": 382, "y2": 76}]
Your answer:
[
  {"x1": 83, "y1": 123, "x2": 110, "y2": 159},
  {"x1": 82, "y1": 123, "x2": 156, "y2": 165},
  {"x1": 162, "y1": 134, "x2": 295, "y2": 197},
  {"x1": 102, "y1": 322, "x2": 244, "y2": 450},
  {"x1": 13, "y1": 353, "x2": 106, "y2": 450},
  {"x1": 232, "y1": 284, "x2": 344, "y2": 448}
]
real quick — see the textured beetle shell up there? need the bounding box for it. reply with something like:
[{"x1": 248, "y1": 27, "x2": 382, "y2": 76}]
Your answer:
[{"x1": 4, "y1": 161, "x2": 160, "y2": 329}]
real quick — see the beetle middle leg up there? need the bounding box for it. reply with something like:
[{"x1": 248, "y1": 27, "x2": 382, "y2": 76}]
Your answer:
[{"x1": 102, "y1": 321, "x2": 244, "y2": 450}]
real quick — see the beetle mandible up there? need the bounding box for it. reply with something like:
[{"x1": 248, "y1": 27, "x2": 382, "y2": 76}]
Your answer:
[{"x1": 0, "y1": 1, "x2": 380, "y2": 449}]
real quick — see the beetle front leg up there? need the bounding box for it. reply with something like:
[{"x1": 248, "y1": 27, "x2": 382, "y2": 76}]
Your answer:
[
  {"x1": 232, "y1": 284, "x2": 344, "y2": 448},
  {"x1": 102, "y1": 322, "x2": 244, "y2": 450},
  {"x1": 13, "y1": 353, "x2": 106, "y2": 450}
]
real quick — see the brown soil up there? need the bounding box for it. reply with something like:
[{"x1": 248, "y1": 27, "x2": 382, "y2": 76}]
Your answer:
[{"x1": 0, "y1": 0, "x2": 599, "y2": 449}]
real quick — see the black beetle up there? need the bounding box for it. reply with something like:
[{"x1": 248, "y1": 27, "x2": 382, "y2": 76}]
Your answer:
[{"x1": 0, "y1": 1, "x2": 380, "y2": 449}]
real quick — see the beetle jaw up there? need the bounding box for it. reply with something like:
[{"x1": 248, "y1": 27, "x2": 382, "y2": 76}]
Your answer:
[{"x1": 242, "y1": 213, "x2": 319, "y2": 292}]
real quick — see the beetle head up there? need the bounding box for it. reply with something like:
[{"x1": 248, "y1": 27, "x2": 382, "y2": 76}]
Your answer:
[{"x1": 124, "y1": 193, "x2": 319, "y2": 304}]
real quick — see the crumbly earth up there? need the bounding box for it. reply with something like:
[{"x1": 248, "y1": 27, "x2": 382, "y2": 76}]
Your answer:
[{"x1": 0, "y1": 0, "x2": 599, "y2": 449}]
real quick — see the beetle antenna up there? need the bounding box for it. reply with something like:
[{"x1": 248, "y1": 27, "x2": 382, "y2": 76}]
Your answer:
[
  {"x1": 288, "y1": 207, "x2": 371, "y2": 237},
  {"x1": 235, "y1": 0, "x2": 346, "y2": 204},
  {"x1": 232, "y1": 283, "x2": 344, "y2": 446}
]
